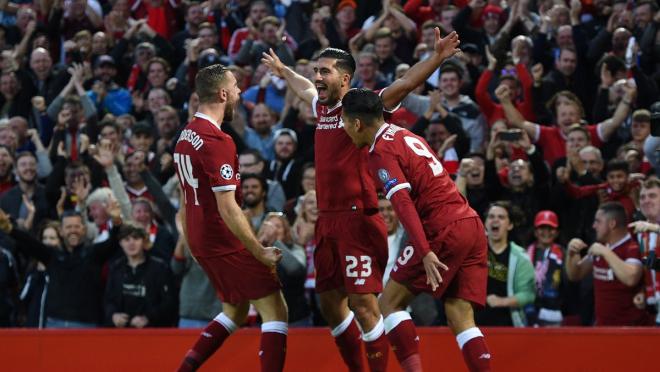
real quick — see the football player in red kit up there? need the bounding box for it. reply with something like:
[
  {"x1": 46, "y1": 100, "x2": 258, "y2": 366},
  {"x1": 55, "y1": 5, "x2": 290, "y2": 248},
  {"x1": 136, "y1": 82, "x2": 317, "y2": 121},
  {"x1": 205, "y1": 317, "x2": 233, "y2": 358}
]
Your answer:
[
  {"x1": 342, "y1": 88, "x2": 491, "y2": 372},
  {"x1": 175, "y1": 65, "x2": 288, "y2": 372},
  {"x1": 261, "y1": 29, "x2": 460, "y2": 371}
]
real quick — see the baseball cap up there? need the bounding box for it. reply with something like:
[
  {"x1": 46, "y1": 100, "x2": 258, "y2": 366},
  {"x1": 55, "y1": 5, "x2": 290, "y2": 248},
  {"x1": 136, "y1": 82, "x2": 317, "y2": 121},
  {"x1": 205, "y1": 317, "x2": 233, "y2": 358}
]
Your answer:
[
  {"x1": 534, "y1": 210, "x2": 559, "y2": 228},
  {"x1": 94, "y1": 55, "x2": 115, "y2": 69},
  {"x1": 274, "y1": 128, "x2": 298, "y2": 144},
  {"x1": 482, "y1": 5, "x2": 503, "y2": 21},
  {"x1": 462, "y1": 43, "x2": 480, "y2": 55},
  {"x1": 337, "y1": 0, "x2": 357, "y2": 11}
]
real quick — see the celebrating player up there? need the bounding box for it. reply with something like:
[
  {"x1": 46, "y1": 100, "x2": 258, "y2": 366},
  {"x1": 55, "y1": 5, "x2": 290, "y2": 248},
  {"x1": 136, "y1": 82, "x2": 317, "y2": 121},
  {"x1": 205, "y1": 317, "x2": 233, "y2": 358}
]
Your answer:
[
  {"x1": 262, "y1": 28, "x2": 460, "y2": 371},
  {"x1": 174, "y1": 65, "x2": 289, "y2": 372},
  {"x1": 342, "y1": 88, "x2": 491, "y2": 372}
]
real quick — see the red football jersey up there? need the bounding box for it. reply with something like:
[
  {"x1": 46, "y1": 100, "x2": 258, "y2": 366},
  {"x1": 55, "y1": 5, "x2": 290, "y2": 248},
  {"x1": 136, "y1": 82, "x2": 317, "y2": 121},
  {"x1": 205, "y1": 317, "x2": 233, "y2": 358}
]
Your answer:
[
  {"x1": 591, "y1": 234, "x2": 649, "y2": 326},
  {"x1": 173, "y1": 113, "x2": 243, "y2": 258},
  {"x1": 534, "y1": 124, "x2": 604, "y2": 166},
  {"x1": 368, "y1": 123, "x2": 477, "y2": 241},
  {"x1": 313, "y1": 96, "x2": 379, "y2": 212}
]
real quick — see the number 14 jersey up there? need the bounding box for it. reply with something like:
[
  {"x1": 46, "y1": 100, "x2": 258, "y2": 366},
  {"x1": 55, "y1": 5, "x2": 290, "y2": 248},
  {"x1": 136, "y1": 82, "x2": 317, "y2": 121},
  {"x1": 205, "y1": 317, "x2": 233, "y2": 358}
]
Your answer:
[
  {"x1": 368, "y1": 123, "x2": 477, "y2": 241},
  {"x1": 173, "y1": 113, "x2": 243, "y2": 258}
]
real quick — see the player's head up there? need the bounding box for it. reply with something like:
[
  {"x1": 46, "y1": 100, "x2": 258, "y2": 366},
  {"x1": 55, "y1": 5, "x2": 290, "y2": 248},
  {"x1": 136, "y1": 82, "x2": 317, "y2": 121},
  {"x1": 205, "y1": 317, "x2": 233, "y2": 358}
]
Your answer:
[
  {"x1": 195, "y1": 64, "x2": 241, "y2": 120},
  {"x1": 315, "y1": 48, "x2": 355, "y2": 105},
  {"x1": 341, "y1": 88, "x2": 385, "y2": 148},
  {"x1": 593, "y1": 202, "x2": 628, "y2": 242}
]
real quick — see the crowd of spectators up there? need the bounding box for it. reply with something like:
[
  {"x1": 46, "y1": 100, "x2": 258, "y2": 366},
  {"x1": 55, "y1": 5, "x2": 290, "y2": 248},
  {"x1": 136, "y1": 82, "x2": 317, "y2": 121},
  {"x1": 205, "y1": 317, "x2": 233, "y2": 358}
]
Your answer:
[{"x1": 0, "y1": 0, "x2": 658, "y2": 329}]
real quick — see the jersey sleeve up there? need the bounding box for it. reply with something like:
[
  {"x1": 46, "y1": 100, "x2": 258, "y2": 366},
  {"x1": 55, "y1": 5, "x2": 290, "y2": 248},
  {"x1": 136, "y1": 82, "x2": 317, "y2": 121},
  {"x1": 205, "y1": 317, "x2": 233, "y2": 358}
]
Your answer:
[
  {"x1": 369, "y1": 149, "x2": 410, "y2": 200},
  {"x1": 199, "y1": 136, "x2": 239, "y2": 192},
  {"x1": 623, "y1": 241, "x2": 643, "y2": 266}
]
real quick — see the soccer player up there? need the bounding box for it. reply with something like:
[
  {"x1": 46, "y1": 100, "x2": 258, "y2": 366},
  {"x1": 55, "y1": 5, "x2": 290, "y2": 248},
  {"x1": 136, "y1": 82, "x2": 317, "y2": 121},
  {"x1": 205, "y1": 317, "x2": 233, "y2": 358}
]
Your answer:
[
  {"x1": 174, "y1": 65, "x2": 288, "y2": 372},
  {"x1": 261, "y1": 29, "x2": 460, "y2": 371},
  {"x1": 342, "y1": 88, "x2": 491, "y2": 372}
]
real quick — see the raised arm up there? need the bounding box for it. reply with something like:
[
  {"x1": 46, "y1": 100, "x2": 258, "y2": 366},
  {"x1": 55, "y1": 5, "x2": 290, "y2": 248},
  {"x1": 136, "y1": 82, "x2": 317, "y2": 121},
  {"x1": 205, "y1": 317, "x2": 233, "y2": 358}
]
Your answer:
[
  {"x1": 215, "y1": 190, "x2": 281, "y2": 268},
  {"x1": 494, "y1": 84, "x2": 538, "y2": 140},
  {"x1": 381, "y1": 29, "x2": 460, "y2": 110},
  {"x1": 598, "y1": 80, "x2": 636, "y2": 142},
  {"x1": 261, "y1": 48, "x2": 316, "y2": 105},
  {"x1": 565, "y1": 238, "x2": 593, "y2": 282}
]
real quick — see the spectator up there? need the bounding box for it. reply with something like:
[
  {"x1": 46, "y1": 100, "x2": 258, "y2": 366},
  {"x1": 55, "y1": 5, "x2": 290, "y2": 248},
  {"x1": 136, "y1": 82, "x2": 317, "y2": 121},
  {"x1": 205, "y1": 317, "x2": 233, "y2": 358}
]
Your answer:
[
  {"x1": 257, "y1": 212, "x2": 308, "y2": 325},
  {"x1": 87, "y1": 55, "x2": 132, "y2": 116},
  {"x1": 0, "y1": 205, "x2": 123, "y2": 328},
  {"x1": 131, "y1": 198, "x2": 176, "y2": 261},
  {"x1": 476, "y1": 201, "x2": 536, "y2": 327},
  {"x1": 104, "y1": 223, "x2": 177, "y2": 328},
  {"x1": 241, "y1": 173, "x2": 273, "y2": 232},
  {"x1": 266, "y1": 129, "x2": 304, "y2": 201},
  {"x1": 171, "y1": 1, "x2": 206, "y2": 67},
  {"x1": 0, "y1": 145, "x2": 14, "y2": 197},
  {"x1": 566, "y1": 202, "x2": 651, "y2": 326},
  {"x1": 243, "y1": 103, "x2": 281, "y2": 161},
  {"x1": 526, "y1": 211, "x2": 565, "y2": 326},
  {"x1": 455, "y1": 153, "x2": 495, "y2": 218},
  {"x1": 0, "y1": 238, "x2": 17, "y2": 326},
  {"x1": 0, "y1": 71, "x2": 32, "y2": 119},
  {"x1": 235, "y1": 16, "x2": 295, "y2": 70},
  {"x1": 24, "y1": 48, "x2": 68, "y2": 105},
  {"x1": 324, "y1": 0, "x2": 360, "y2": 51},
  {"x1": 0, "y1": 151, "x2": 51, "y2": 232},
  {"x1": 452, "y1": 2, "x2": 502, "y2": 53},
  {"x1": 239, "y1": 149, "x2": 286, "y2": 212},
  {"x1": 372, "y1": 27, "x2": 401, "y2": 84},
  {"x1": 351, "y1": 52, "x2": 388, "y2": 90}
]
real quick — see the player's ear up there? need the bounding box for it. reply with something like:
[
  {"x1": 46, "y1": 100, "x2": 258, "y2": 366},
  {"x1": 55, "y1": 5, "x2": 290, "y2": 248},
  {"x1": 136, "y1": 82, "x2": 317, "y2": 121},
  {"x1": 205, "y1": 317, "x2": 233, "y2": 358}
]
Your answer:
[{"x1": 219, "y1": 87, "x2": 228, "y2": 103}]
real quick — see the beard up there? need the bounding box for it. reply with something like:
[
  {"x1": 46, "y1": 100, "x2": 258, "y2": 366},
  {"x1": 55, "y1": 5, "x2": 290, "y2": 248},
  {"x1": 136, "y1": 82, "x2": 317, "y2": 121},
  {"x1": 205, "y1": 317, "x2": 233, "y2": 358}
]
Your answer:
[{"x1": 224, "y1": 99, "x2": 235, "y2": 120}]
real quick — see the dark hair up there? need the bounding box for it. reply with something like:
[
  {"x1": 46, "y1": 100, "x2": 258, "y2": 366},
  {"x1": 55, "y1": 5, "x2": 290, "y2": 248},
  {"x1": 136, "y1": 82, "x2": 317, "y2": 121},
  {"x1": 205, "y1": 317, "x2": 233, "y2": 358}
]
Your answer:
[
  {"x1": 118, "y1": 222, "x2": 148, "y2": 241},
  {"x1": 598, "y1": 55, "x2": 627, "y2": 76},
  {"x1": 15, "y1": 151, "x2": 36, "y2": 163},
  {"x1": 195, "y1": 64, "x2": 230, "y2": 104},
  {"x1": 643, "y1": 176, "x2": 660, "y2": 190},
  {"x1": 466, "y1": 152, "x2": 486, "y2": 162},
  {"x1": 566, "y1": 124, "x2": 591, "y2": 140},
  {"x1": 486, "y1": 200, "x2": 526, "y2": 229},
  {"x1": 318, "y1": 48, "x2": 356, "y2": 78},
  {"x1": 598, "y1": 202, "x2": 628, "y2": 228},
  {"x1": 438, "y1": 62, "x2": 463, "y2": 80},
  {"x1": 241, "y1": 172, "x2": 268, "y2": 193},
  {"x1": 62, "y1": 95, "x2": 82, "y2": 109},
  {"x1": 60, "y1": 210, "x2": 84, "y2": 223},
  {"x1": 605, "y1": 159, "x2": 629, "y2": 175},
  {"x1": 342, "y1": 88, "x2": 384, "y2": 126},
  {"x1": 240, "y1": 148, "x2": 265, "y2": 164}
]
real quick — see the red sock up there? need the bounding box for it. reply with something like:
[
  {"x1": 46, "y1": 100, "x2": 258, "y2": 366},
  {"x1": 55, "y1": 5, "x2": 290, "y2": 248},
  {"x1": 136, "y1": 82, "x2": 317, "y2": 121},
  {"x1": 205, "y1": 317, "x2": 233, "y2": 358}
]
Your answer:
[
  {"x1": 177, "y1": 313, "x2": 236, "y2": 372},
  {"x1": 332, "y1": 313, "x2": 365, "y2": 372},
  {"x1": 363, "y1": 317, "x2": 389, "y2": 372},
  {"x1": 260, "y1": 321, "x2": 288, "y2": 372},
  {"x1": 457, "y1": 328, "x2": 491, "y2": 372},
  {"x1": 384, "y1": 312, "x2": 421, "y2": 372}
]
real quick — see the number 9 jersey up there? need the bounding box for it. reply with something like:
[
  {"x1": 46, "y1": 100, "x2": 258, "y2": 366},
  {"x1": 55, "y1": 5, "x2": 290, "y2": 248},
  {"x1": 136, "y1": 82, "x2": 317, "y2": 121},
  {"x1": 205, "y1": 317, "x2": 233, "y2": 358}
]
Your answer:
[
  {"x1": 173, "y1": 113, "x2": 243, "y2": 258},
  {"x1": 368, "y1": 123, "x2": 477, "y2": 237}
]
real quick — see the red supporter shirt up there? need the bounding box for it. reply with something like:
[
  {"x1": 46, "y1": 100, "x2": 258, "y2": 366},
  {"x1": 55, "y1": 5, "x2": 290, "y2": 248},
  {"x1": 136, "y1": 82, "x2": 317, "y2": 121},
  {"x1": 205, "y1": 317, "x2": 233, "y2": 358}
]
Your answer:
[
  {"x1": 590, "y1": 234, "x2": 649, "y2": 326},
  {"x1": 173, "y1": 113, "x2": 243, "y2": 258},
  {"x1": 534, "y1": 124, "x2": 604, "y2": 166},
  {"x1": 312, "y1": 92, "x2": 397, "y2": 212},
  {"x1": 368, "y1": 123, "x2": 477, "y2": 255}
]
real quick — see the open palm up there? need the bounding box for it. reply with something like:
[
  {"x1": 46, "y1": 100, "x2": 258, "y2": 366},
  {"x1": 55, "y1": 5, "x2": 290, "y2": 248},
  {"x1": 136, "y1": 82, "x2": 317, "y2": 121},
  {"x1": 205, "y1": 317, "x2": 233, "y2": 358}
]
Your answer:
[{"x1": 433, "y1": 29, "x2": 461, "y2": 61}]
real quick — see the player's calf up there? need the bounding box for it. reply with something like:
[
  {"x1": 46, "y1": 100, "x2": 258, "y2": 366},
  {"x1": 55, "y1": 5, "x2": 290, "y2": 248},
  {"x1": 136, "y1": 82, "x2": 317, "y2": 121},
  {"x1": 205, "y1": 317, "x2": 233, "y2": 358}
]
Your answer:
[
  {"x1": 445, "y1": 298, "x2": 492, "y2": 372},
  {"x1": 252, "y1": 291, "x2": 289, "y2": 372},
  {"x1": 349, "y1": 293, "x2": 389, "y2": 372},
  {"x1": 380, "y1": 281, "x2": 421, "y2": 372},
  {"x1": 177, "y1": 312, "x2": 240, "y2": 372}
]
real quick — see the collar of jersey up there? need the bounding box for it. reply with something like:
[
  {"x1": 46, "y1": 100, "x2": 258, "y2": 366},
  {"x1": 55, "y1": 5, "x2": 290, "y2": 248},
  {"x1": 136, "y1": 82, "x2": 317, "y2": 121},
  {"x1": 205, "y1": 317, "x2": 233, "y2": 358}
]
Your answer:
[
  {"x1": 326, "y1": 100, "x2": 342, "y2": 113},
  {"x1": 608, "y1": 233, "x2": 632, "y2": 251},
  {"x1": 194, "y1": 112, "x2": 221, "y2": 129},
  {"x1": 369, "y1": 123, "x2": 389, "y2": 153}
]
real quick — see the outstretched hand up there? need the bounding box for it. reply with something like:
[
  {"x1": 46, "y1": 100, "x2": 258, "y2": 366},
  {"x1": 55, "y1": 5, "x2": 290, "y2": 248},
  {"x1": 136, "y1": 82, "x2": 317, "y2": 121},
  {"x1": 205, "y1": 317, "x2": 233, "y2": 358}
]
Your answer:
[
  {"x1": 261, "y1": 48, "x2": 285, "y2": 78},
  {"x1": 423, "y1": 252, "x2": 449, "y2": 291},
  {"x1": 433, "y1": 29, "x2": 461, "y2": 61}
]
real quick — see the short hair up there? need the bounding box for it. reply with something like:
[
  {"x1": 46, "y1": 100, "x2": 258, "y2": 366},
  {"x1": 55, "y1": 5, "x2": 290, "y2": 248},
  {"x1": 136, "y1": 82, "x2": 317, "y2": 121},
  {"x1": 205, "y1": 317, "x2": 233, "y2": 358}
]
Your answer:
[
  {"x1": 258, "y1": 16, "x2": 281, "y2": 31},
  {"x1": 558, "y1": 46, "x2": 577, "y2": 59},
  {"x1": 195, "y1": 64, "x2": 230, "y2": 104},
  {"x1": 241, "y1": 173, "x2": 268, "y2": 193},
  {"x1": 598, "y1": 55, "x2": 627, "y2": 76},
  {"x1": 156, "y1": 105, "x2": 178, "y2": 117},
  {"x1": 132, "y1": 197, "x2": 155, "y2": 214},
  {"x1": 357, "y1": 51, "x2": 378, "y2": 65},
  {"x1": 643, "y1": 177, "x2": 660, "y2": 190},
  {"x1": 605, "y1": 159, "x2": 630, "y2": 175},
  {"x1": 87, "y1": 187, "x2": 113, "y2": 206},
  {"x1": 548, "y1": 90, "x2": 585, "y2": 118},
  {"x1": 438, "y1": 62, "x2": 463, "y2": 80},
  {"x1": 421, "y1": 20, "x2": 440, "y2": 31},
  {"x1": 467, "y1": 152, "x2": 486, "y2": 162},
  {"x1": 60, "y1": 210, "x2": 84, "y2": 223},
  {"x1": 566, "y1": 124, "x2": 591, "y2": 141},
  {"x1": 342, "y1": 88, "x2": 384, "y2": 126},
  {"x1": 99, "y1": 118, "x2": 120, "y2": 133},
  {"x1": 62, "y1": 95, "x2": 82, "y2": 109},
  {"x1": 637, "y1": 0, "x2": 658, "y2": 11},
  {"x1": 374, "y1": 27, "x2": 393, "y2": 41},
  {"x1": 15, "y1": 151, "x2": 36, "y2": 163},
  {"x1": 146, "y1": 57, "x2": 171, "y2": 74},
  {"x1": 198, "y1": 22, "x2": 217, "y2": 33},
  {"x1": 598, "y1": 202, "x2": 628, "y2": 228},
  {"x1": 240, "y1": 148, "x2": 265, "y2": 164},
  {"x1": 579, "y1": 145, "x2": 602, "y2": 160},
  {"x1": 487, "y1": 200, "x2": 526, "y2": 228},
  {"x1": 118, "y1": 222, "x2": 148, "y2": 241},
  {"x1": 318, "y1": 48, "x2": 356, "y2": 78}
]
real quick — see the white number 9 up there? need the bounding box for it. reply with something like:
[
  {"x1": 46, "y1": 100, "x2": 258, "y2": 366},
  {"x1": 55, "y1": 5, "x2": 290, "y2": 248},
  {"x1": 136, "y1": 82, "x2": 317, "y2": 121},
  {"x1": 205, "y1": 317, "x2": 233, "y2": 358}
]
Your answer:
[
  {"x1": 397, "y1": 246, "x2": 415, "y2": 266},
  {"x1": 404, "y1": 136, "x2": 443, "y2": 176}
]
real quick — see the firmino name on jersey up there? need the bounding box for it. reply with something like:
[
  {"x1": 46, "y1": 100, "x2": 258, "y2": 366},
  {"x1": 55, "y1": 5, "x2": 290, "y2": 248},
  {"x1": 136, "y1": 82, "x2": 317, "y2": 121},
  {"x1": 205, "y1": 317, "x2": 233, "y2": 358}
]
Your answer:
[
  {"x1": 317, "y1": 115, "x2": 342, "y2": 130},
  {"x1": 178, "y1": 129, "x2": 204, "y2": 150}
]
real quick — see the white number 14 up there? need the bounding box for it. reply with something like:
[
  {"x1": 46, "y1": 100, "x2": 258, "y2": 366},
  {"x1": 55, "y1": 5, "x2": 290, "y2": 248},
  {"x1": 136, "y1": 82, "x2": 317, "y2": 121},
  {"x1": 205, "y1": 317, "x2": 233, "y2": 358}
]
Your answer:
[{"x1": 174, "y1": 153, "x2": 200, "y2": 206}]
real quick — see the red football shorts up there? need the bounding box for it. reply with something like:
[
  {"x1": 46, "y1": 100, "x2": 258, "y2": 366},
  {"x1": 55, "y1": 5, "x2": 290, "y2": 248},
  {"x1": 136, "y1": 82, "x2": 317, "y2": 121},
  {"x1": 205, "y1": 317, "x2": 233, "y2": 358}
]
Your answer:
[
  {"x1": 314, "y1": 209, "x2": 388, "y2": 294},
  {"x1": 196, "y1": 249, "x2": 281, "y2": 304},
  {"x1": 390, "y1": 216, "x2": 488, "y2": 307}
]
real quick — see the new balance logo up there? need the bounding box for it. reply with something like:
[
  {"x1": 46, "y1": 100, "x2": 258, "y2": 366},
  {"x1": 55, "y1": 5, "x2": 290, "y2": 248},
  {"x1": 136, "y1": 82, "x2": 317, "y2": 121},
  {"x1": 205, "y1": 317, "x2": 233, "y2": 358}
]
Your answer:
[
  {"x1": 414, "y1": 336, "x2": 420, "y2": 342},
  {"x1": 201, "y1": 332, "x2": 212, "y2": 338},
  {"x1": 354, "y1": 278, "x2": 366, "y2": 285},
  {"x1": 259, "y1": 350, "x2": 264, "y2": 357},
  {"x1": 479, "y1": 353, "x2": 491, "y2": 359}
]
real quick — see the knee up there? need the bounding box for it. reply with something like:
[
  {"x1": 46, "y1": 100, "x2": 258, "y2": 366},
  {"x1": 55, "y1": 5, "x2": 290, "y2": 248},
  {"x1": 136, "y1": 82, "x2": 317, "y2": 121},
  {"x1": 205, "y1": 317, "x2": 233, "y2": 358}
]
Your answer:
[
  {"x1": 444, "y1": 299, "x2": 475, "y2": 334},
  {"x1": 349, "y1": 295, "x2": 379, "y2": 323},
  {"x1": 378, "y1": 296, "x2": 396, "y2": 318}
]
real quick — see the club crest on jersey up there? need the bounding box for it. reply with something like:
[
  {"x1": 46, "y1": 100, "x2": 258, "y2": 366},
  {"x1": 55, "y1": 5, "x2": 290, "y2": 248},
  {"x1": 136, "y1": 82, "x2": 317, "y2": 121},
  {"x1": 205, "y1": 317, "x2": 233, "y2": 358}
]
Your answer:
[
  {"x1": 220, "y1": 164, "x2": 233, "y2": 180},
  {"x1": 378, "y1": 169, "x2": 390, "y2": 183}
]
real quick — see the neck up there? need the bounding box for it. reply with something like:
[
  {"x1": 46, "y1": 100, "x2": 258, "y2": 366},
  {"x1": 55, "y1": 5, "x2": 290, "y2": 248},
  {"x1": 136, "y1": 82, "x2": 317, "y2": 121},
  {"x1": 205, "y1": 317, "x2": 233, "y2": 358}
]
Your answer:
[
  {"x1": 0, "y1": 173, "x2": 11, "y2": 183},
  {"x1": 19, "y1": 181, "x2": 34, "y2": 194},
  {"x1": 250, "y1": 203, "x2": 265, "y2": 216},
  {"x1": 127, "y1": 253, "x2": 146, "y2": 268},
  {"x1": 444, "y1": 94, "x2": 460, "y2": 106},
  {"x1": 489, "y1": 238, "x2": 508, "y2": 254},
  {"x1": 606, "y1": 229, "x2": 629, "y2": 245},
  {"x1": 365, "y1": 122, "x2": 387, "y2": 147},
  {"x1": 536, "y1": 241, "x2": 552, "y2": 249},
  {"x1": 128, "y1": 180, "x2": 145, "y2": 190},
  {"x1": 197, "y1": 104, "x2": 225, "y2": 125}
]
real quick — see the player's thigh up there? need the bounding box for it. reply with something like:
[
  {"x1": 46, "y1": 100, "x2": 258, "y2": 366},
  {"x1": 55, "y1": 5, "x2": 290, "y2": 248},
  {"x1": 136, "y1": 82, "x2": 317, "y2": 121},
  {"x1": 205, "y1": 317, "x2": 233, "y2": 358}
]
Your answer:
[
  {"x1": 444, "y1": 297, "x2": 477, "y2": 335},
  {"x1": 251, "y1": 290, "x2": 288, "y2": 323},
  {"x1": 338, "y1": 213, "x2": 388, "y2": 294},
  {"x1": 318, "y1": 287, "x2": 350, "y2": 327},
  {"x1": 347, "y1": 292, "x2": 380, "y2": 327},
  {"x1": 221, "y1": 301, "x2": 250, "y2": 326},
  {"x1": 379, "y1": 279, "x2": 416, "y2": 317}
]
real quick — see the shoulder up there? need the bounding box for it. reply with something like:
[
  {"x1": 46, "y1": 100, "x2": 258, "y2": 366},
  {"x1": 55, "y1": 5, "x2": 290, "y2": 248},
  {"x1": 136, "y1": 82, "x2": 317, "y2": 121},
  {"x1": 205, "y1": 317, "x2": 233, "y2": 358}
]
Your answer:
[
  {"x1": 109, "y1": 256, "x2": 128, "y2": 271},
  {"x1": 148, "y1": 255, "x2": 171, "y2": 271}
]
